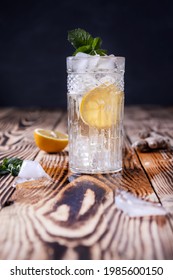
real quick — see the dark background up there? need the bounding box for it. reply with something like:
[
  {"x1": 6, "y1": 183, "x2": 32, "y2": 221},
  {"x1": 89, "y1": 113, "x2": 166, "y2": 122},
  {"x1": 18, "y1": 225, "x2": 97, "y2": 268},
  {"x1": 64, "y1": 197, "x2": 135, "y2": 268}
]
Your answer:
[{"x1": 0, "y1": 0, "x2": 172, "y2": 108}]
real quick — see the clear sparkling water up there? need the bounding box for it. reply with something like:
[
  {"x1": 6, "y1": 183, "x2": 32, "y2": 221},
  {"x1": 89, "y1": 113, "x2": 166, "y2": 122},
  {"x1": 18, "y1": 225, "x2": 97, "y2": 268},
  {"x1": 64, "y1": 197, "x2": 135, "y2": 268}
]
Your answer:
[{"x1": 67, "y1": 55, "x2": 125, "y2": 174}]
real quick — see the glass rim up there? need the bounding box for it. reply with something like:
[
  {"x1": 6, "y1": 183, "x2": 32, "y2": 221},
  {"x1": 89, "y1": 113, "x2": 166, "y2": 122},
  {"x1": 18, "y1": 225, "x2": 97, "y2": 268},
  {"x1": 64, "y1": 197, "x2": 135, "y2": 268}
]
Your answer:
[{"x1": 67, "y1": 56, "x2": 125, "y2": 60}]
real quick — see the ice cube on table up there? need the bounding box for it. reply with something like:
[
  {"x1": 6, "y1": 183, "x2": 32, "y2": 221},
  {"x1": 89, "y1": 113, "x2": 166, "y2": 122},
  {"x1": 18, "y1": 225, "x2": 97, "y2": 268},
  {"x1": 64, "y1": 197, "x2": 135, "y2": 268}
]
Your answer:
[
  {"x1": 16, "y1": 160, "x2": 50, "y2": 182},
  {"x1": 115, "y1": 190, "x2": 167, "y2": 217}
]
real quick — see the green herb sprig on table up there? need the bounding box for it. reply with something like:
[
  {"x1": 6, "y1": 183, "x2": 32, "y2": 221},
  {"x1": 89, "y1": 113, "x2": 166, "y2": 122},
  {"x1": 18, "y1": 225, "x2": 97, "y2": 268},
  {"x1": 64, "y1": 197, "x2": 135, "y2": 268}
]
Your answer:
[
  {"x1": 0, "y1": 158, "x2": 23, "y2": 177},
  {"x1": 68, "y1": 28, "x2": 107, "y2": 56}
]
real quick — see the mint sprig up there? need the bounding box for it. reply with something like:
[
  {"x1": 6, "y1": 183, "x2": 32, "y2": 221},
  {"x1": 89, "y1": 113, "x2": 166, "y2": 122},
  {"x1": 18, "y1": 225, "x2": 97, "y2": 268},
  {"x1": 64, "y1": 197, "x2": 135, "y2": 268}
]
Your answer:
[
  {"x1": 0, "y1": 158, "x2": 23, "y2": 177},
  {"x1": 68, "y1": 28, "x2": 107, "y2": 56}
]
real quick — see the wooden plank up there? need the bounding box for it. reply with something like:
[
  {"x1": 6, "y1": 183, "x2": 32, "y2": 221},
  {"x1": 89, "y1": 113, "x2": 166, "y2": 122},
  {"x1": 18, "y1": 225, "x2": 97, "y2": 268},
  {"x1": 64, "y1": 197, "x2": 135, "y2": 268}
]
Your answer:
[
  {"x1": 125, "y1": 106, "x2": 173, "y2": 233},
  {"x1": 0, "y1": 108, "x2": 173, "y2": 260},
  {"x1": 125, "y1": 107, "x2": 173, "y2": 210},
  {"x1": 1, "y1": 171, "x2": 173, "y2": 259},
  {"x1": 0, "y1": 109, "x2": 63, "y2": 207}
]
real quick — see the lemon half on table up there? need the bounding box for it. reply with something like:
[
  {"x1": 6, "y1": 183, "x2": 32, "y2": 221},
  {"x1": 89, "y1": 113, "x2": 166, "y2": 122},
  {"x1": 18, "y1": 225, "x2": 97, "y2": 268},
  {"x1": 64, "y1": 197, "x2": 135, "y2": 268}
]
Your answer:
[
  {"x1": 34, "y1": 129, "x2": 68, "y2": 153},
  {"x1": 80, "y1": 84, "x2": 123, "y2": 129}
]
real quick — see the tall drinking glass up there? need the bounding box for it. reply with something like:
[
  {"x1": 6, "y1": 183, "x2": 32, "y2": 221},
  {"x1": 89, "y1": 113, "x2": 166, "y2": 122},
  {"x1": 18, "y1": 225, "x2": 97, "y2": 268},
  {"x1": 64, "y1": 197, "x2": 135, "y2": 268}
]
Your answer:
[{"x1": 67, "y1": 55, "x2": 125, "y2": 174}]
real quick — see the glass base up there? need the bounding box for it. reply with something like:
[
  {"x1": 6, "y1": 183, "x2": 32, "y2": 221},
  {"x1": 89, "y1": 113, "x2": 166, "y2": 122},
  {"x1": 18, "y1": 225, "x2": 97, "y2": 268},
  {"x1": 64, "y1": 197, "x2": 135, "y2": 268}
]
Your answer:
[{"x1": 69, "y1": 167, "x2": 122, "y2": 175}]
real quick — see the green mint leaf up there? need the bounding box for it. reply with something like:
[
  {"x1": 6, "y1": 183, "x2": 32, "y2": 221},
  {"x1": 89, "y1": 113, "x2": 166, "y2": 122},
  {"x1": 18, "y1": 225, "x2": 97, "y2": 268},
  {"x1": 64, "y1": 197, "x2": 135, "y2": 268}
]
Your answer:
[
  {"x1": 94, "y1": 49, "x2": 107, "y2": 56},
  {"x1": 68, "y1": 28, "x2": 108, "y2": 55},
  {"x1": 0, "y1": 167, "x2": 10, "y2": 175},
  {"x1": 0, "y1": 157, "x2": 23, "y2": 177},
  {"x1": 73, "y1": 45, "x2": 92, "y2": 55},
  {"x1": 92, "y1": 37, "x2": 102, "y2": 50},
  {"x1": 68, "y1": 28, "x2": 93, "y2": 49}
]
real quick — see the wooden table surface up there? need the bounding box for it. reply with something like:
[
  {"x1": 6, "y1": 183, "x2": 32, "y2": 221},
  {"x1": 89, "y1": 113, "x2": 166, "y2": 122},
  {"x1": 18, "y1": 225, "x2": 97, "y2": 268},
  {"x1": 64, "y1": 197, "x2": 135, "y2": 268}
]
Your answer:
[{"x1": 0, "y1": 107, "x2": 173, "y2": 260}]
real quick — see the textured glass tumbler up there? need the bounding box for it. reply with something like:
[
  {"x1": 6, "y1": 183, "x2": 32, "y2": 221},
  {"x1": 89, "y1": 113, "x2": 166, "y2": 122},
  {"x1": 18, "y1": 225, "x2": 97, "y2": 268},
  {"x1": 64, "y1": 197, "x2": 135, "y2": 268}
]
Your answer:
[{"x1": 67, "y1": 55, "x2": 125, "y2": 174}]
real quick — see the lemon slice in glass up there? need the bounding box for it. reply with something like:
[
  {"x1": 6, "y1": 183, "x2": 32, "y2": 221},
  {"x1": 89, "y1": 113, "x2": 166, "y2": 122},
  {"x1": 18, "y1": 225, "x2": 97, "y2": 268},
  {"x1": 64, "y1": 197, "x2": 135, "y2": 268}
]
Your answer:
[
  {"x1": 34, "y1": 129, "x2": 68, "y2": 153},
  {"x1": 80, "y1": 84, "x2": 123, "y2": 129}
]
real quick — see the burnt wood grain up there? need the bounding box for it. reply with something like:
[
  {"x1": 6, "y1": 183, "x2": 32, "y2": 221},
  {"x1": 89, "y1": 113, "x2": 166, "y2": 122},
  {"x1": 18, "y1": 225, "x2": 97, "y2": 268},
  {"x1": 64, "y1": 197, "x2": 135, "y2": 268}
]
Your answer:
[{"x1": 0, "y1": 107, "x2": 173, "y2": 260}]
